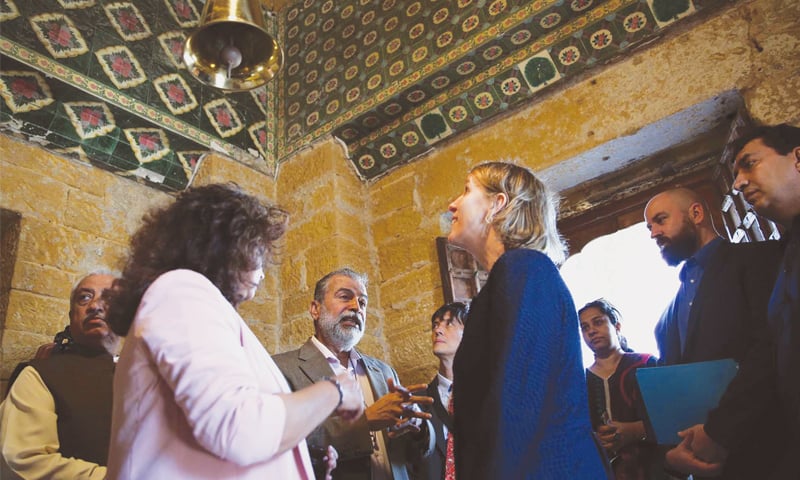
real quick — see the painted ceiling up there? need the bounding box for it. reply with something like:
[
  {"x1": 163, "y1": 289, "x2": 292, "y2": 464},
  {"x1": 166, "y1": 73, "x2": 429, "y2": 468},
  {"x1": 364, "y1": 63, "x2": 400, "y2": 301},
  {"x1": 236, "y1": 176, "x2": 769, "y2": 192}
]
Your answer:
[{"x1": 0, "y1": 0, "x2": 729, "y2": 190}]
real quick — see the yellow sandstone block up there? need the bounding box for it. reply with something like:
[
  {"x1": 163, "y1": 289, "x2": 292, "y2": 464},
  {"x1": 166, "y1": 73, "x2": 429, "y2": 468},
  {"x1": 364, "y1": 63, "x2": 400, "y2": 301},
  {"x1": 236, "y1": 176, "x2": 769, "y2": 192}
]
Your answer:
[
  {"x1": 0, "y1": 162, "x2": 69, "y2": 223},
  {"x1": 5, "y1": 290, "x2": 68, "y2": 335}
]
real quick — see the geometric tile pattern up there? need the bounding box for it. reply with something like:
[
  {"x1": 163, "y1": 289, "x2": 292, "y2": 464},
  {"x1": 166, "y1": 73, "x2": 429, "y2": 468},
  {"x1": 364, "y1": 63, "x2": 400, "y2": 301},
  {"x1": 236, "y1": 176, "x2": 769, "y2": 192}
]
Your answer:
[
  {"x1": 124, "y1": 127, "x2": 170, "y2": 163},
  {"x1": 0, "y1": 0, "x2": 21, "y2": 22},
  {"x1": 63, "y1": 101, "x2": 116, "y2": 139},
  {"x1": 153, "y1": 73, "x2": 197, "y2": 115},
  {"x1": 95, "y1": 45, "x2": 147, "y2": 89},
  {"x1": 0, "y1": 0, "x2": 277, "y2": 192},
  {"x1": 29, "y1": 13, "x2": 88, "y2": 59},
  {"x1": 1, "y1": 0, "x2": 729, "y2": 186},
  {"x1": 103, "y1": 2, "x2": 152, "y2": 42},
  {"x1": 279, "y1": 0, "x2": 723, "y2": 180},
  {"x1": 0, "y1": 70, "x2": 54, "y2": 113}
]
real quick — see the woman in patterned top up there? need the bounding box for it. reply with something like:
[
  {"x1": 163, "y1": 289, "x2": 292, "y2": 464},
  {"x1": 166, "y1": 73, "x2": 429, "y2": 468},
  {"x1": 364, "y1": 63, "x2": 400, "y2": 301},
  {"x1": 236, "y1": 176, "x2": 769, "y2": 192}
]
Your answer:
[{"x1": 580, "y1": 298, "x2": 663, "y2": 480}]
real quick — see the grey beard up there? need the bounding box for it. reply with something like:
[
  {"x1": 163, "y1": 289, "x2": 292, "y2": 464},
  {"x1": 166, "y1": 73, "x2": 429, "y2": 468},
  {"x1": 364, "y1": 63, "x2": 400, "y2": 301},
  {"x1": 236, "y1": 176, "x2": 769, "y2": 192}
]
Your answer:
[{"x1": 328, "y1": 324, "x2": 363, "y2": 351}]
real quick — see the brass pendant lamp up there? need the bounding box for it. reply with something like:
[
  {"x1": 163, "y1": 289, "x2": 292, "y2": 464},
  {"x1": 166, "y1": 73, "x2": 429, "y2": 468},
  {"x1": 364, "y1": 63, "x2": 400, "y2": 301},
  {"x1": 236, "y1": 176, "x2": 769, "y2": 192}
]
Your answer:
[{"x1": 183, "y1": 0, "x2": 283, "y2": 91}]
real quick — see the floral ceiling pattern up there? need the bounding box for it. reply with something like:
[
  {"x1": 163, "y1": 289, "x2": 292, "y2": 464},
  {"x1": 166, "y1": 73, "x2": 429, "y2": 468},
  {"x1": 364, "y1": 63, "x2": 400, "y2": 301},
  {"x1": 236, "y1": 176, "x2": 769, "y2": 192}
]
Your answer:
[
  {"x1": 279, "y1": 0, "x2": 727, "y2": 181},
  {"x1": 0, "y1": 0, "x2": 277, "y2": 191},
  {"x1": 0, "y1": 0, "x2": 728, "y2": 188}
]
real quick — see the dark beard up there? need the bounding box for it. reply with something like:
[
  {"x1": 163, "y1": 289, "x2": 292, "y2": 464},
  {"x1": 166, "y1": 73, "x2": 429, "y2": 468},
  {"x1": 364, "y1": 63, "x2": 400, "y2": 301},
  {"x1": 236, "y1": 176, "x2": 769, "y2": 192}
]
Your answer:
[{"x1": 660, "y1": 223, "x2": 698, "y2": 266}]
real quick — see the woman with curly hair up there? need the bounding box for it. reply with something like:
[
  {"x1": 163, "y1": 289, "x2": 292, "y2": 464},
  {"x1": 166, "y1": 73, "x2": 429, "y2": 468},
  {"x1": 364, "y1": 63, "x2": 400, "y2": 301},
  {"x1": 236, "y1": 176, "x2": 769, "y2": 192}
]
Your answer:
[
  {"x1": 106, "y1": 183, "x2": 362, "y2": 479},
  {"x1": 446, "y1": 161, "x2": 609, "y2": 479}
]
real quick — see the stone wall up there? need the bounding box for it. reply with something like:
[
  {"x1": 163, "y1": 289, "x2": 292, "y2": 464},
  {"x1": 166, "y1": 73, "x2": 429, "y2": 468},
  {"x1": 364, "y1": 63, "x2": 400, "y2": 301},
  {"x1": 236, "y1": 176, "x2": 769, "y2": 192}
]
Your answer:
[{"x1": 0, "y1": 137, "x2": 280, "y2": 394}]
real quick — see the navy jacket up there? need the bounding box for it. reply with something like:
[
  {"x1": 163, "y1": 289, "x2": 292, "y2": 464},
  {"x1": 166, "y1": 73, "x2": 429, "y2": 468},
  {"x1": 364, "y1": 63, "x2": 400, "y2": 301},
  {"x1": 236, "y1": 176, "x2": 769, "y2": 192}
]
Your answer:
[{"x1": 453, "y1": 249, "x2": 607, "y2": 479}]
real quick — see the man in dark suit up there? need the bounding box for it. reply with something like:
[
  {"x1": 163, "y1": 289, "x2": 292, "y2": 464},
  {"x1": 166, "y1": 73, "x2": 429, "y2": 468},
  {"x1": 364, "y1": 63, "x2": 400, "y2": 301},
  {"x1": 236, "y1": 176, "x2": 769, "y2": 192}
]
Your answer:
[
  {"x1": 732, "y1": 123, "x2": 800, "y2": 479},
  {"x1": 644, "y1": 188, "x2": 785, "y2": 479},
  {"x1": 273, "y1": 268, "x2": 434, "y2": 480},
  {"x1": 410, "y1": 302, "x2": 467, "y2": 480}
]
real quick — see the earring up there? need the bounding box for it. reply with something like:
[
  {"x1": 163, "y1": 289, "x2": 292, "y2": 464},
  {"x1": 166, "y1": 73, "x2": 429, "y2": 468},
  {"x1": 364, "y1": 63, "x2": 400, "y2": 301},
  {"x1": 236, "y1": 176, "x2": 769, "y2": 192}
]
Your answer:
[{"x1": 484, "y1": 213, "x2": 494, "y2": 224}]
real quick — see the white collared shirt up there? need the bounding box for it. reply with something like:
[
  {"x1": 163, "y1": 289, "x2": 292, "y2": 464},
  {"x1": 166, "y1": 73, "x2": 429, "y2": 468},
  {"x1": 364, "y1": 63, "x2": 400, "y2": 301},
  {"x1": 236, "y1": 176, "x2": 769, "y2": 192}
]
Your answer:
[{"x1": 309, "y1": 337, "x2": 392, "y2": 480}]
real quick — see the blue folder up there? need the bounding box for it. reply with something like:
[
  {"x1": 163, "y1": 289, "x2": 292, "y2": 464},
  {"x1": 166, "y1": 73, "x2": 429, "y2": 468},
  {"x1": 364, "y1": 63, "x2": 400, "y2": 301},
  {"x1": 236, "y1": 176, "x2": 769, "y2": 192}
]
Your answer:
[{"x1": 636, "y1": 359, "x2": 738, "y2": 445}]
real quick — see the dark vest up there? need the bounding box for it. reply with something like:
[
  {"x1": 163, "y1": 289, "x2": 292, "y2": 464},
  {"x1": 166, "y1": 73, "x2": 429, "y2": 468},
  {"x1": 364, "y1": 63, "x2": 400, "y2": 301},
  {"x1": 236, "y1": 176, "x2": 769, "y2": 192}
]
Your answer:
[{"x1": 28, "y1": 347, "x2": 115, "y2": 466}]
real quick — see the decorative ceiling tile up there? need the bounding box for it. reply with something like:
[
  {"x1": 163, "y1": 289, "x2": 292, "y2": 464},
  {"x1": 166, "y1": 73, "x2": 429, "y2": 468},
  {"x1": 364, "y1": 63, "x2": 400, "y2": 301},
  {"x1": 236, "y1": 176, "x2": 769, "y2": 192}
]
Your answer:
[
  {"x1": 203, "y1": 98, "x2": 244, "y2": 139},
  {"x1": 0, "y1": 70, "x2": 54, "y2": 113},
  {"x1": 518, "y1": 50, "x2": 562, "y2": 94},
  {"x1": 56, "y1": 0, "x2": 95, "y2": 8},
  {"x1": 1, "y1": 0, "x2": 732, "y2": 184},
  {"x1": 153, "y1": 73, "x2": 197, "y2": 115},
  {"x1": 95, "y1": 45, "x2": 147, "y2": 89},
  {"x1": 415, "y1": 107, "x2": 453, "y2": 145},
  {"x1": 0, "y1": 0, "x2": 20, "y2": 22},
  {"x1": 163, "y1": 0, "x2": 200, "y2": 29},
  {"x1": 124, "y1": 127, "x2": 170, "y2": 163},
  {"x1": 647, "y1": 0, "x2": 695, "y2": 28},
  {"x1": 176, "y1": 150, "x2": 204, "y2": 182},
  {"x1": 29, "y1": 13, "x2": 89, "y2": 59},
  {"x1": 63, "y1": 101, "x2": 116, "y2": 139},
  {"x1": 104, "y1": 2, "x2": 152, "y2": 42},
  {"x1": 157, "y1": 31, "x2": 187, "y2": 69}
]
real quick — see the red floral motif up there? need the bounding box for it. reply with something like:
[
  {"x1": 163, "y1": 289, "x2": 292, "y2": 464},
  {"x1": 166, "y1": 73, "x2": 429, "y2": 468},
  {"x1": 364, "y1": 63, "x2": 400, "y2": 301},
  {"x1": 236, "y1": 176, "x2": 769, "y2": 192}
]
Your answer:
[
  {"x1": 258, "y1": 129, "x2": 267, "y2": 144},
  {"x1": 215, "y1": 108, "x2": 232, "y2": 127},
  {"x1": 117, "y1": 10, "x2": 142, "y2": 33},
  {"x1": 591, "y1": 30, "x2": 612, "y2": 48},
  {"x1": 111, "y1": 56, "x2": 133, "y2": 77},
  {"x1": 167, "y1": 84, "x2": 185, "y2": 103},
  {"x1": 80, "y1": 108, "x2": 103, "y2": 127},
  {"x1": 172, "y1": 0, "x2": 192, "y2": 20},
  {"x1": 540, "y1": 13, "x2": 561, "y2": 28},
  {"x1": 169, "y1": 39, "x2": 183, "y2": 57},
  {"x1": 11, "y1": 79, "x2": 40, "y2": 99},
  {"x1": 47, "y1": 22, "x2": 73, "y2": 47},
  {"x1": 138, "y1": 133, "x2": 160, "y2": 152}
]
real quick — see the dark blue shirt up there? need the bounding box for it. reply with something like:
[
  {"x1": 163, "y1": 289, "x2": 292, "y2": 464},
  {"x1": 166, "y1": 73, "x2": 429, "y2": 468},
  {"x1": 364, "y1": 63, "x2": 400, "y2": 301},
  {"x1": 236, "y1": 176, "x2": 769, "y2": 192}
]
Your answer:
[{"x1": 674, "y1": 237, "x2": 724, "y2": 353}]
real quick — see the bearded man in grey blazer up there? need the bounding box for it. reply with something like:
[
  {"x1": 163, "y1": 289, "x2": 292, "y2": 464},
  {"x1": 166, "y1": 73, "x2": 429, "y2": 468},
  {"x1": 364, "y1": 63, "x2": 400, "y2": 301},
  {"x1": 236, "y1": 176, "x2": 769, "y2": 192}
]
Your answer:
[{"x1": 274, "y1": 268, "x2": 434, "y2": 480}]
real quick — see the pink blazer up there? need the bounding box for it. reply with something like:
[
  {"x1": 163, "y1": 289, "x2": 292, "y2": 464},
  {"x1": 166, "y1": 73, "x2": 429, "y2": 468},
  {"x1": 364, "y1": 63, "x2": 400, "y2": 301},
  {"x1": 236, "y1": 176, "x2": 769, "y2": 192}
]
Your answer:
[{"x1": 107, "y1": 269, "x2": 312, "y2": 479}]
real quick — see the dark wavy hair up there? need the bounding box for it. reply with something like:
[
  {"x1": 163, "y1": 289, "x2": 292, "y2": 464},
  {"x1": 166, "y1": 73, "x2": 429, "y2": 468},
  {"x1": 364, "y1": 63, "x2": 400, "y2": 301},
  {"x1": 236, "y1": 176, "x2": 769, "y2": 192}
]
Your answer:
[
  {"x1": 578, "y1": 298, "x2": 633, "y2": 353},
  {"x1": 107, "y1": 183, "x2": 288, "y2": 336}
]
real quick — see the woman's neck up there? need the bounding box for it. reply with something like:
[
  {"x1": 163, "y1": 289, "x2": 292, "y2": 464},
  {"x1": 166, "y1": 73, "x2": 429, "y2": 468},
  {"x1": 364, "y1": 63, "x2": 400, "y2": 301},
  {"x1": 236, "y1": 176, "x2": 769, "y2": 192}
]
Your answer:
[
  {"x1": 479, "y1": 232, "x2": 506, "y2": 271},
  {"x1": 589, "y1": 348, "x2": 624, "y2": 378}
]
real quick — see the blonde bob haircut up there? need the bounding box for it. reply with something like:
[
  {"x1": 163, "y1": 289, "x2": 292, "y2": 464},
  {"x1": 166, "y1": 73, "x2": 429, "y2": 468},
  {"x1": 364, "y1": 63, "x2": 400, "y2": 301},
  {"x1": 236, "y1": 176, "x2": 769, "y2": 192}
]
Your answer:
[{"x1": 469, "y1": 161, "x2": 567, "y2": 265}]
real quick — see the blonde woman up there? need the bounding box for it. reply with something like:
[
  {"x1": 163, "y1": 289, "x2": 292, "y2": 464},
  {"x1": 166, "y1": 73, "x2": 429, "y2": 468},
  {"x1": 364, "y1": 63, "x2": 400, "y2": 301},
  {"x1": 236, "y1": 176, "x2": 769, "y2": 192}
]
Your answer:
[{"x1": 447, "y1": 161, "x2": 608, "y2": 479}]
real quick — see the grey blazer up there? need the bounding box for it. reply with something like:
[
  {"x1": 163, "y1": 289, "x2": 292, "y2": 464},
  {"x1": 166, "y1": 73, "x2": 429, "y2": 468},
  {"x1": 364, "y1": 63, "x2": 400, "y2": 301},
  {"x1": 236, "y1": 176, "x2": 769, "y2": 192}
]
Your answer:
[{"x1": 273, "y1": 338, "x2": 434, "y2": 480}]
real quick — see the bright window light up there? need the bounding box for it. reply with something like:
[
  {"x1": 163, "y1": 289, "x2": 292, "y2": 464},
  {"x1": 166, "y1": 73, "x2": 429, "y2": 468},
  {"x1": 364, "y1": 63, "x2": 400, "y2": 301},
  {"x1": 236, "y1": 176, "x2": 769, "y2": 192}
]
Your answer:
[{"x1": 560, "y1": 222, "x2": 681, "y2": 367}]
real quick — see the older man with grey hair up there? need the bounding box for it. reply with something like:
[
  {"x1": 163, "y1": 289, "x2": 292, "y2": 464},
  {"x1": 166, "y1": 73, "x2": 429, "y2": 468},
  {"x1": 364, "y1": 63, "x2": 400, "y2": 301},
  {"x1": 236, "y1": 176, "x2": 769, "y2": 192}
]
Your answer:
[{"x1": 274, "y1": 267, "x2": 434, "y2": 480}]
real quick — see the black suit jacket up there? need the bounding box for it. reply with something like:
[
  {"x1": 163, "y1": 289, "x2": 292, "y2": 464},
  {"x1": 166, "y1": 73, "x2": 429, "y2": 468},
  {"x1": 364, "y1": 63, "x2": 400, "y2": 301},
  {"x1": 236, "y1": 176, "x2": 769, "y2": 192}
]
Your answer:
[
  {"x1": 655, "y1": 240, "x2": 787, "y2": 479},
  {"x1": 410, "y1": 377, "x2": 452, "y2": 480}
]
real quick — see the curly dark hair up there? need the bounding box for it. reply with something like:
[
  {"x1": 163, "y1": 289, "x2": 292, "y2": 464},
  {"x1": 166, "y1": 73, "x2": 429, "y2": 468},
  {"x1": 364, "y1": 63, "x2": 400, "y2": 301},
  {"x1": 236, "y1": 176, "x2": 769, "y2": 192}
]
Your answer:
[{"x1": 107, "y1": 183, "x2": 288, "y2": 336}]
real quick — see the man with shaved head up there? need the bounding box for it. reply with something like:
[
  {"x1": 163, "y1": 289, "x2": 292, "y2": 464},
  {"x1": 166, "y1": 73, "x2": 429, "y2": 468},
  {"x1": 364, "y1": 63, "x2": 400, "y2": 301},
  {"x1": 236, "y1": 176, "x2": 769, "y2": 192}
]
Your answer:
[{"x1": 644, "y1": 188, "x2": 786, "y2": 479}]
